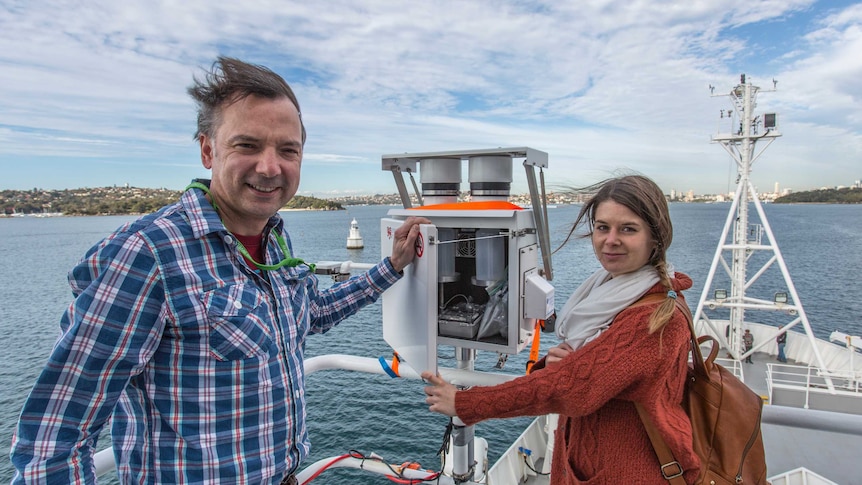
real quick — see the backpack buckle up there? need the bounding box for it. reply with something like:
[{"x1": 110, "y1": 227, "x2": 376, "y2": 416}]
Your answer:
[{"x1": 661, "y1": 461, "x2": 684, "y2": 479}]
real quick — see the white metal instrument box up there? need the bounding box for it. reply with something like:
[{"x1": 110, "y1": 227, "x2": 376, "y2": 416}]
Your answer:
[{"x1": 381, "y1": 208, "x2": 553, "y2": 375}]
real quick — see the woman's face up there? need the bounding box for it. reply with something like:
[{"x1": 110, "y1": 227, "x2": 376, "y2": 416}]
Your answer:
[{"x1": 591, "y1": 200, "x2": 656, "y2": 277}]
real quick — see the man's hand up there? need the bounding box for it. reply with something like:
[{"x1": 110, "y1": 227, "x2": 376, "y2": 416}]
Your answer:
[
  {"x1": 420, "y1": 371, "x2": 458, "y2": 417},
  {"x1": 389, "y1": 216, "x2": 432, "y2": 272}
]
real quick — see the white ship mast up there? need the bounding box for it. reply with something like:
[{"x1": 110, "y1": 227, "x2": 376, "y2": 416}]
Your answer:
[{"x1": 693, "y1": 74, "x2": 833, "y2": 387}]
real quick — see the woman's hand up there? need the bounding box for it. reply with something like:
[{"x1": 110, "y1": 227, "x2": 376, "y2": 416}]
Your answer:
[
  {"x1": 420, "y1": 371, "x2": 458, "y2": 417},
  {"x1": 545, "y1": 342, "x2": 575, "y2": 365}
]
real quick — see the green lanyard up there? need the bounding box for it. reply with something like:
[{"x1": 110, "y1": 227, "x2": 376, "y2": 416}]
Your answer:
[{"x1": 186, "y1": 182, "x2": 313, "y2": 272}]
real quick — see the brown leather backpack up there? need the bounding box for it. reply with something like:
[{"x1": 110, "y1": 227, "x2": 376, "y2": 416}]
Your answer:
[{"x1": 634, "y1": 294, "x2": 769, "y2": 485}]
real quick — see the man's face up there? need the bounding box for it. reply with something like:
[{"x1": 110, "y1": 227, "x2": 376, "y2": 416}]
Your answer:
[{"x1": 200, "y1": 95, "x2": 303, "y2": 235}]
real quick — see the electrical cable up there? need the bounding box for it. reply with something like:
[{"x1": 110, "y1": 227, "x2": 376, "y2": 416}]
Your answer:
[
  {"x1": 301, "y1": 449, "x2": 440, "y2": 484},
  {"x1": 436, "y1": 418, "x2": 453, "y2": 457},
  {"x1": 441, "y1": 293, "x2": 469, "y2": 308},
  {"x1": 433, "y1": 418, "x2": 454, "y2": 484},
  {"x1": 522, "y1": 455, "x2": 550, "y2": 476}
]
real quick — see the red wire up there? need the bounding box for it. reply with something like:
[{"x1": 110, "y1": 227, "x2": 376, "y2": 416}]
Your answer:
[
  {"x1": 300, "y1": 453, "x2": 351, "y2": 484},
  {"x1": 300, "y1": 452, "x2": 440, "y2": 484},
  {"x1": 385, "y1": 473, "x2": 440, "y2": 484},
  {"x1": 386, "y1": 477, "x2": 413, "y2": 484}
]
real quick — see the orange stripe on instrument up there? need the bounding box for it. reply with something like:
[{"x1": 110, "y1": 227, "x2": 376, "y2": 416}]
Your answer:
[{"x1": 408, "y1": 201, "x2": 523, "y2": 211}]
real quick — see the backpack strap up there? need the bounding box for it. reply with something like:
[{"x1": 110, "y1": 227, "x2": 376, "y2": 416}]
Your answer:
[
  {"x1": 630, "y1": 294, "x2": 694, "y2": 485},
  {"x1": 634, "y1": 403, "x2": 686, "y2": 484},
  {"x1": 629, "y1": 293, "x2": 707, "y2": 377}
]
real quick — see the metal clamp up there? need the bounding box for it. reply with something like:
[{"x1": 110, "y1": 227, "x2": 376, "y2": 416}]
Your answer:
[{"x1": 661, "y1": 461, "x2": 684, "y2": 479}]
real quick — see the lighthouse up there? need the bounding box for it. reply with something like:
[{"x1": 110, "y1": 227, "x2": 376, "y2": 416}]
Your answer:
[{"x1": 346, "y1": 218, "x2": 364, "y2": 249}]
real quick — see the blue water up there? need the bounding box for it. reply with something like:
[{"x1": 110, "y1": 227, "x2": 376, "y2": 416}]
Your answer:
[{"x1": 1, "y1": 203, "x2": 860, "y2": 483}]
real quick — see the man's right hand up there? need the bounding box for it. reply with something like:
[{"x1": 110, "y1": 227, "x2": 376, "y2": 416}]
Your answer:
[{"x1": 388, "y1": 216, "x2": 431, "y2": 272}]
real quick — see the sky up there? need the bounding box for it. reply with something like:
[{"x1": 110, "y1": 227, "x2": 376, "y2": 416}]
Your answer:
[{"x1": 1, "y1": 0, "x2": 860, "y2": 197}]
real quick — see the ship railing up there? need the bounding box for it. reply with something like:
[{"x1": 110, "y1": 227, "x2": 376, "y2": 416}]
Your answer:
[
  {"x1": 715, "y1": 356, "x2": 745, "y2": 380},
  {"x1": 93, "y1": 354, "x2": 862, "y2": 481},
  {"x1": 697, "y1": 321, "x2": 862, "y2": 382},
  {"x1": 93, "y1": 354, "x2": 516, "y2": 480},
  {"x1": 768, "y1": 467, "x2": 840, "y2": 485},
  {"x1": 817, "y1": 368, "x2": 861, "y2": 392},
  {"x1": 766, "y1": 362, "x2": 862, "y2": 413}
]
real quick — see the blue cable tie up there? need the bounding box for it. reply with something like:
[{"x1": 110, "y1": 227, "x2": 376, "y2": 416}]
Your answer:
[{"x1": 378, "y1": 356, "x2": 399, "y2": 378}]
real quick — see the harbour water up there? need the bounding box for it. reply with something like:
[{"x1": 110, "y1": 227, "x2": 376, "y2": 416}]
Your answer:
[{"x1": 1, "y1": 203, "x2": 860, "y2": 483}]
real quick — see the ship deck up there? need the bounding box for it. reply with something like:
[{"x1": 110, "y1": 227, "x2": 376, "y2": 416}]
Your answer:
[{"x1": 512, "y1": 348, "x2": 862, "y2": 485}]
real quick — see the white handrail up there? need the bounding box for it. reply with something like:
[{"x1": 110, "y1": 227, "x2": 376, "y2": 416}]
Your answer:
[
  {"x1": 95, "y1": 354, "x2": 518, "y2": 478},
  {"x1": 296, "y1": 456, "x2": 454, "y2": 484},
  {"x1": 92, "y1": 354, "x2": 862, "y2": 480}
]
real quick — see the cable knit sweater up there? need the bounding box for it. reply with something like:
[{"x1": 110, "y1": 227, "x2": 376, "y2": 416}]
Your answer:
[{"x1": 455, "y1": 274, "x2": 699, "y2": 484}]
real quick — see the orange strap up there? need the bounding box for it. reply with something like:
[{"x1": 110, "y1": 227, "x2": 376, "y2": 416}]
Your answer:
[
  {"x1": 525, "y1": 320, "x2": 544, "y2": 374},
  {"x1": 391, "y1": 351, "x2": 400, "y2": 376}
]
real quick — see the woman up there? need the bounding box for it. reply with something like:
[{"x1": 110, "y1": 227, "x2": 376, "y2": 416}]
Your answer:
[{"x1": 422, "y1": 175, "x2": 699, "y2": 484}]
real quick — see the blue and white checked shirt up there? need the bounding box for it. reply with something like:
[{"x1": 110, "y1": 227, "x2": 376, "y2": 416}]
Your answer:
[{"x1": 11, "y1": 183, "x2": 401, "y2": 484}]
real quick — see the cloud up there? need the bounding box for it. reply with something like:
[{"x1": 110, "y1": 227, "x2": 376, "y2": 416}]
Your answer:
[{"x1": 0, "y1": 0, "x2": 858, "y2": 194}]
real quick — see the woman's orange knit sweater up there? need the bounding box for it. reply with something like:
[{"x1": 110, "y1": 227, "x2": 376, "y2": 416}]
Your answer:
[{"x1": 455, "y1": 274, "x2": 700, "y2": 484}]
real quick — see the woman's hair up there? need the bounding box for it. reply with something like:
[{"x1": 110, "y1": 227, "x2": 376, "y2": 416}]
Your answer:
[
  {"x1": 557, "y1": 174, "x2": 676, "y2": 333},
  {"x1": 187, "y1": 56, "x2": 306, "y2": 144}
]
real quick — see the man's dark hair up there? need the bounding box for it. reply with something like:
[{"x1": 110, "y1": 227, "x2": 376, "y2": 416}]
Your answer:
[{"x1": 188, "y1": 56, "x2": 306, "y2": 144}]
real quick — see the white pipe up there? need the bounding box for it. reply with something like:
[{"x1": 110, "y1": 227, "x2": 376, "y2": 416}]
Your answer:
[
  {"x1": 763, "y1": 405, "x2": 862, "y2": 435},
  {"x1": 93, "y1": 356, "x2": 516, "y2": 479},
  {"x1": 339, "y1": 261, "x2": 375, "y2": 273},
  {"x1": 90, "y1": 356, "x2": 862, "y2": 481},
  {"x1": 304, "y1": 354, "x2": 518, "y2": 387}
]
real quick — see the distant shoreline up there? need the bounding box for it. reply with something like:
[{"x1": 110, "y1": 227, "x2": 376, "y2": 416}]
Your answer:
[
  {"x1": 0, "y1": 207, "x2": 342, "y2": 218},
  {"x1": 278, "y1": 208, "x2": 342, "y2": 212},
  {"x1": 3, "y1": 199, "x2": 859, "y2": 219}
]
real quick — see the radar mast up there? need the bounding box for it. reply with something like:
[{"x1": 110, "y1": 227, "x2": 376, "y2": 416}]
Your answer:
[{"x1": 694, "y1": 74, "x2": 833, "y2": 388}]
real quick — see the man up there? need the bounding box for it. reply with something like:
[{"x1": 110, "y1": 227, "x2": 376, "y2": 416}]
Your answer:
[
  {"x1": 776, "y1": 325, "x2": 787, "y2": 362},
  {"x1": 743, "y1": 329, "x2": 754, "y2": 363},
  {"x1": 10, "y1": 57, "x2": 427, "y2": 484}
]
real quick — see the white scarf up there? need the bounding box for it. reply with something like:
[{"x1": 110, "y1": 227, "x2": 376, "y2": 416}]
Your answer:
[{"x1": 555, "y1": 265, "x2": 665, "y2": 350}]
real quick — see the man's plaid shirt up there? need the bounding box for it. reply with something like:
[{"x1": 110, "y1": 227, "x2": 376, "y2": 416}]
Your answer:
[{"x1": 11, "y1": 184, "x2": 401, "y2": 483}]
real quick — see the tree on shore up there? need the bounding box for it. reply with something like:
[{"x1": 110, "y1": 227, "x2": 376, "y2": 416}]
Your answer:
[
  {"x1": 774, "y1": 187, "x2": 861, "y2": 204},
  {"x1": 1, "y1": 188, "x2": 344, "y2": 215}
]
